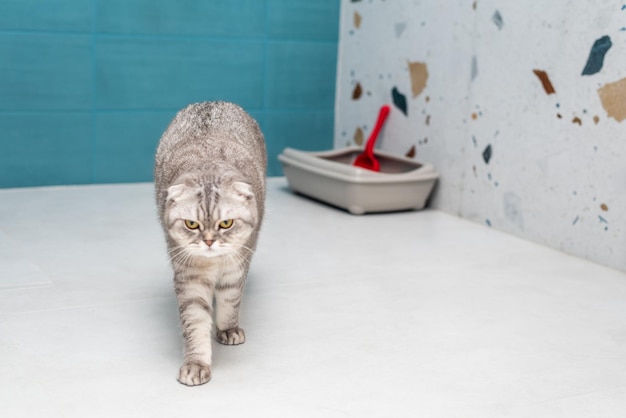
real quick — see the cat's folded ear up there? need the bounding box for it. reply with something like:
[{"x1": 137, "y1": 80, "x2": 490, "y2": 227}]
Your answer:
[
  {"x1": 232, "y1": 182, "x2": 255, "y2": 202},
  {"x1": 166, "y1": 178, "x2": 201, "y2": 207},
  {"x1": 166, "y1": 183, "x2": 188, "y2": 203}
]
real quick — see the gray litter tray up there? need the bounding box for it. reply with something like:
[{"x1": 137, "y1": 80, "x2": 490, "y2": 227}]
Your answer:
[{"x1": 278, "y1": 147, "x2": 439, "y2": 215}]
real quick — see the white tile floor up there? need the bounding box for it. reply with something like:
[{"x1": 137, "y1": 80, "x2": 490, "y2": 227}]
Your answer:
[{"x1": 1, "y1": 178, "x2": 626, "y2": 417}]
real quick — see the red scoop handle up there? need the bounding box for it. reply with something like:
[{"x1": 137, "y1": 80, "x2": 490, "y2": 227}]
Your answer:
[{"x1": 365, "y1": 105, "x2": 391, "y2": 155}]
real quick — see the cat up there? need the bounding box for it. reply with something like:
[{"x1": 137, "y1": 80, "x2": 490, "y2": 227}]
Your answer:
[{"x1": 154, "y1": 101, "x2": 266, "y2": 386}]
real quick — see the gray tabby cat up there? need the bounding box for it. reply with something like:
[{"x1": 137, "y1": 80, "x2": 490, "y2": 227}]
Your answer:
[{"x1": 154, "y1": 101, "x2": 266, "y2": 386}]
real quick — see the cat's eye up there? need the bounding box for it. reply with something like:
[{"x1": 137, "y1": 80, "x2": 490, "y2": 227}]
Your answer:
[
  {"x1": 184, "y1": 220, "x2": 200, "y2": 230},
  {"x1": 219, "y1": 219, "x2": 234, "y2": 229}
]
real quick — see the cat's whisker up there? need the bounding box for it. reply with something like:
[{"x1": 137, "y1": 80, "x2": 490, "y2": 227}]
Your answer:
[
  {"x1": 168, "y1": 246, "x2": 187, "y2": 259},
  {"x1": 236, "y1": 254, "x2": 250, "y2": 269},
  {"x1": 238, "y1": 244, "x2": 255, "y2": 254},
  {"x1": 169, "y1": 246, "x2": 197, "y2": 269},
  {"x1": 223, "y1": 251, "x2": 249, "y2": 271},
  {"x1": 168, "y1": 249, "x2": 186, "y2": 262},
  {"x1": 230, "y1": 244, "x2": 254, "y2": 258}
]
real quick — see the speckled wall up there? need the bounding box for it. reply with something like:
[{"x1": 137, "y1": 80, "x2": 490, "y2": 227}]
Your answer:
[{"x1": 335, "y1": 0, "x2": 625, "y2": 272}]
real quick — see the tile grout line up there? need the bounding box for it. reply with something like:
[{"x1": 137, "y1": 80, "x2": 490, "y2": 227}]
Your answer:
[
  {"x1": 262, "y1": 1, "x2": 271, "y2": 114},
  {"x1": 90, "y1": 0, "x2": 98, "y2": 183},
  {"x1": 0, "y1": 28, "x2": 337, "y2": 45},
  {"x1": 0, "y1": 108, "x2": 336, "y2": 114}
]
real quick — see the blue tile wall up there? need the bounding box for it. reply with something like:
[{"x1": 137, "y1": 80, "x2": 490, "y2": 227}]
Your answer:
[
  {"x1": 267, "y1": 0, "x2": 340, "y2": 41},
  {"x1": 0, "y1": 113, "x2": 92, "y2": 187},
  {"x1": 97, "y1": 1, "x2": 267, "y2": 38},
  {"x1": 266, "y1": 42, "x2": 338, "y2": 109},
  {"x1": 96, "y1": 38, "x2": 265, "y2": 110},
  {"x1": 0, "y1": 33, "x2": 92, "y2": 110},
  {"x1": 93, "y1": 111, "x2": 175, "y2": 183},
  {"x1": 0, "y1": 0, "x2": 94, "y2": 32},
  {"x1": 0, "y1": 1, "x2": 339, "y2": 187},
  {"x1": 263, "y1": 110, "x2": 335, "y2": 175}
]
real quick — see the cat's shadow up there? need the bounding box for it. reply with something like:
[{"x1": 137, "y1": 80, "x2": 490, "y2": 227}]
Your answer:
[{"x1": 154, "y1": 287, "x2": 186, "y2": 368}]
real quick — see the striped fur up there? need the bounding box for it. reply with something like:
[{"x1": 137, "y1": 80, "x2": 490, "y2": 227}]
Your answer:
[{"x1": 155, "y1": 102, "x2": 266, "y2": 386}]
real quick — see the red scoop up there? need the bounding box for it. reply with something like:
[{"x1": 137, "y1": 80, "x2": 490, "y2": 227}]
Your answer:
[{"x1": 353, "y1": 105, "x2": 391, "y2": 171}]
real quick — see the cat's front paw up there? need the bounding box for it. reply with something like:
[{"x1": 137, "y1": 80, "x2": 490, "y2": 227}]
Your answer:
[
  {"x1": 178, "y1": 361, "x2": 212, "y2": 386},
  {"x1": 217, "y1": 327, "x2": 245, "y2": 345}
]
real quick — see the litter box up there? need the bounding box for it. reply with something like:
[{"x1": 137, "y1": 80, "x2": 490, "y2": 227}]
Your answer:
[{"x1": 278, "y1": 147, "x2": 439, "y2": 215}]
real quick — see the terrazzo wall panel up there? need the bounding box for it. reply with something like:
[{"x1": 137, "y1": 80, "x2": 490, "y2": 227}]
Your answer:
[{"x1": 335, "y1": 0, "x2": 625, "y2": 272}]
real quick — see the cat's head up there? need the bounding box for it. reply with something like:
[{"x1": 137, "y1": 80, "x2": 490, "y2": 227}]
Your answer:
[{"x1": 164, "y1": 173, "x2": 258, "y2": 261}]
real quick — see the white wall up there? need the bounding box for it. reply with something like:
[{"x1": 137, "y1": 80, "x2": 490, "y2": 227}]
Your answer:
[{"x1": 335, "y1": 0, "x2": 625, "y2": 272}]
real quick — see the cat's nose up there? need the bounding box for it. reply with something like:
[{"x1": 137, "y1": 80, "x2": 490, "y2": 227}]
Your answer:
[{"x1": 204, "y1": 239, "x2": 214, "y2": 248}]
